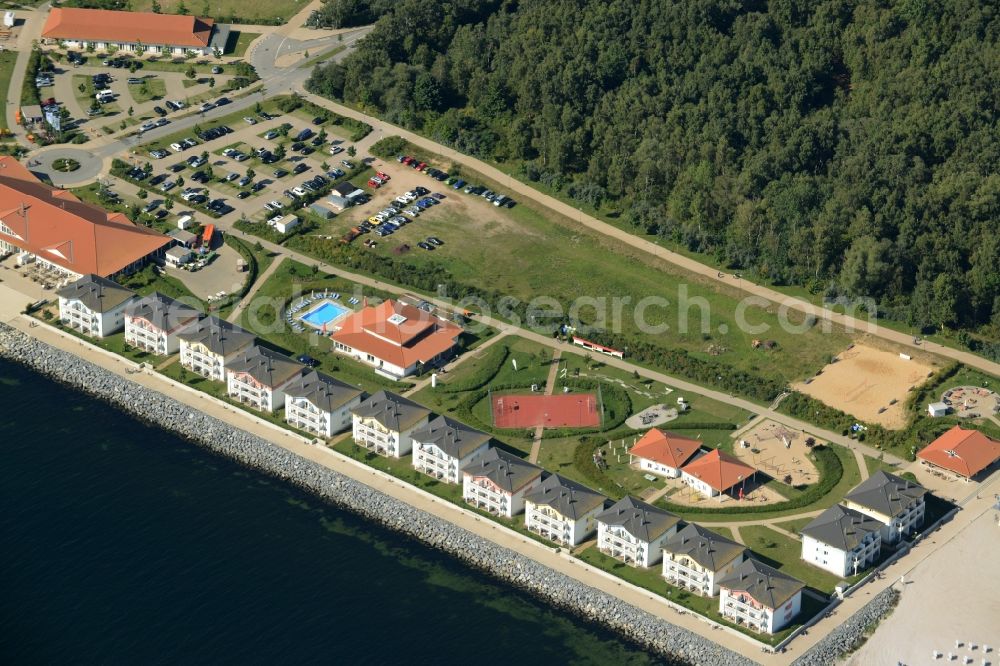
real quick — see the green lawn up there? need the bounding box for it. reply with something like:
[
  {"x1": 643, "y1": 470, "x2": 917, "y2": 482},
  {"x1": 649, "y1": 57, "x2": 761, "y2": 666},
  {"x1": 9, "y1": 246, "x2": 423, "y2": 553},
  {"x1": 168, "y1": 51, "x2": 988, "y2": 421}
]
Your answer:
[
  {"x1": 739, "y1": 526, "x2": 844, "y2": 593},
  {"x1": 773, "y1": 516, "x2": 817, "y2": 536},
  {"x1": 128, "y1": 78, "x2": 167, "y2": 103},
  {"x1": 119, "y1": 264, "x2": 207, "y2": 310},
  {"x1": 129, "y1": 0, "x2": 303, "y2": 23},
  {"x1": 864, "y1": 454, "x2": 899, "y2": 478},
  {"x1": 297, "y1": 45, "x2": 346, "y2": 70},
  {"x1": 228, "y1": 31, "x2": 261, "y2": 58},
  {"x1": 0, "y1": 51, "x2": 17, "y2": 135}
]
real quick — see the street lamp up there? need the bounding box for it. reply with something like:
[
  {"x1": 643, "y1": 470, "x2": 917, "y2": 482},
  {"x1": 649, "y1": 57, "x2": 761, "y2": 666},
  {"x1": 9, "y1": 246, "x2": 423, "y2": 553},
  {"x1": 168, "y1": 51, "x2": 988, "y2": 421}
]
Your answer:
[{"x1": 852, "y1": 557, "x2": 860, "y2": 577}]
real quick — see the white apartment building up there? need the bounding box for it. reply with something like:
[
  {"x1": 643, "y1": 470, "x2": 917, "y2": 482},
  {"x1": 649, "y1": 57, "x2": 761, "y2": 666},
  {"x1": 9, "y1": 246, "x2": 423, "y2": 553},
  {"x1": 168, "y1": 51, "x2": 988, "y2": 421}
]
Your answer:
[
  {"x1": 462, "y1": 447, "x2": 543, "y2": 518},
  {"x1": 124, "y1": 292, "x2": 201, "y2": 355},
  {"x1": 800, "y1": 505, "x2": 883, "y2": 577},
  {"x1": 842, "y1": 471, "x2": 927, "y2": 545},
  {"x1": 595, "y1": 496, "x2": 681, "y2": 568},
  {"x1": 411, "y1": 415, "x2": 491, "y2": 484},
  {"x1": 177, "y1": 316, "x2": 255, "y2": 382},
  {"x1": 718, "y1": 559, "x2": 804, "y2": 634},
  {"x1": 350, "y1": 390, "x2": 431, "y2": 458},
  {"x1": 284, "y1": 370, "x2": 365, "y2": 438},
  {"x1": 56, "y1": 274, "x2": 137, "y2": 338},
  {"x1": 523, "y1": 474, "x2": 608, "y2": 546},
  {"x1": 662, "y1": 522, "x2": 747, "y2": 597},
  {"x1": 224, "y1": 345, "x2": 304, "y2": 413}
]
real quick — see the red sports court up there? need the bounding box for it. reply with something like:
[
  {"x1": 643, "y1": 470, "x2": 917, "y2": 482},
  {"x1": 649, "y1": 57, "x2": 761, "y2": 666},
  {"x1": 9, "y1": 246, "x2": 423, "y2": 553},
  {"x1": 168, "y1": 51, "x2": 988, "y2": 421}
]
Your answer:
[{"x1": 491, "y1": 393, "x2": 600, "y2": 428}]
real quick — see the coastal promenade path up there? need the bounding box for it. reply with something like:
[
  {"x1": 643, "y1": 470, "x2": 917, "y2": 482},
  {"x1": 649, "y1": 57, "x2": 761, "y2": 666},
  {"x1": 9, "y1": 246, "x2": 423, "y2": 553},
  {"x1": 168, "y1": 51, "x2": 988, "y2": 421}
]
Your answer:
[{"x1": 4, "y1": 283, "x2": 1000, "y2": 665}]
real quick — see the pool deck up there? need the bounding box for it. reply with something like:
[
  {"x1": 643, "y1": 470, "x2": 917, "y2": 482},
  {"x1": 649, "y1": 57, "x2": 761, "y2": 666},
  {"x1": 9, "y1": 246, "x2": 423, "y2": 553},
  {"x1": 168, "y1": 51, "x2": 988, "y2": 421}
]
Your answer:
[{"x1": 298, "y1": 298, "x2": 352, "y2": 330}]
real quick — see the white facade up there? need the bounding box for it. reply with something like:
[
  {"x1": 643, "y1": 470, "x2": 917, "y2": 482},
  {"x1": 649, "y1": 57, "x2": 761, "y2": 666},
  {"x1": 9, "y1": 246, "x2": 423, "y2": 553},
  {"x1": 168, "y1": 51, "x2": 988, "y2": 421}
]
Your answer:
[
  {"x1": 286, "y1": 394, "x2": 361, "y2": 438},
  {"x1": 524, "y1": 501, "x2": 602, "y2": 547},
  {"x1": 412, "y1": 440, "x2": 489, "y2": 484},
  {"x1": 352, "y1": 415, "x2": 426, "y2": 458},
  {"x1": 226, "y1": 371, "x2": 298, "y2": 413},
  {"x1": 179, "y1": 341, "x2": 229, "y2": 382},
  {"x1": 124, "y1": 314, "x2": 195, "y2": 356},
  {"x1": 680, "y1": 471, "x2": 721, "y2": 498},
  {"x1": 719, "y1": 586, "x2": 801, "y2": 634},
  {"x1": 843, "y1": 498, "x2": 925, "y2": 545},
  {"x1": 662, "y1": 551, "x2": 743, "y2": 597},
  {"x1": 597, "y1": 522, "x2": 675, "y2": 568},
  {"x1": 333, "y1": 341, "x2": 414, "y2": 380},
  {"x1": 56, "y1": 39, "x2": 209, "y2": 56},
  {"x1": 636, "y1": 456, "x2": 682, "y2": 478},
  {"x1": 801, "y1": 532, "x2": 881, "y2": 578},
  {"x1": 462, "y1": 475, "x2": 541, "y2": 519},
  {"x1": 58, "y1": 295, "x2": 131, "y2": 338}
]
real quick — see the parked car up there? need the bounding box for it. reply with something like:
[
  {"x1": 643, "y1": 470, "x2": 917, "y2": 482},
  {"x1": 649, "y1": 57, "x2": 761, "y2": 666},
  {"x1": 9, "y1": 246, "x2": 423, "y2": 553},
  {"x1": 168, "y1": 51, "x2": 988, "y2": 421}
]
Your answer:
[
  {"x1": 427, "y1": 236, "x2": 444, "y2": 246},
  {"x1": 341, "y1": 160, "x2": 354, "y2": 169},
  {"x1": 236, "y1": 191, "x2": 250, "y2": 199},
  {"x1": 153, "y1": 106, "x2": 167, "y2": 116},
  {"x1": 264, "y1": 130, "x2": 279, "y2": 140},
  {"x1": 273, "y1": 168, "x2": 288, "y2": 178},
  {"x1": 293, "y1": 163, "x2": 309, "y2": 174},
  {"x1": 215, "y1": 97, "x2": 230, "y2": 106},
  {"x1": 329, "y1": 145, "x2": 344, "y2": 155},
  {"x1": 418, "y1": 241, "x2": 435, "y2": 251}
]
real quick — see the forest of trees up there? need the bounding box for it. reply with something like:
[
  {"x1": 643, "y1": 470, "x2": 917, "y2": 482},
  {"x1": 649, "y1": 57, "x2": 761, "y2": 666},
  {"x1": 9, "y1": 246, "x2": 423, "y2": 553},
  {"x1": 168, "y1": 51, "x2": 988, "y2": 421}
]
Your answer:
[{"x1": 307, "y1": 0, "x2": 1000, "y2": 344}]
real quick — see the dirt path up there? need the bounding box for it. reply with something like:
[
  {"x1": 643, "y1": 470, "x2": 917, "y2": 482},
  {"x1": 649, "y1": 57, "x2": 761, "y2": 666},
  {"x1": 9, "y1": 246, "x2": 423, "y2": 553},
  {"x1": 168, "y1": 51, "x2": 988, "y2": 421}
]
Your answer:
[
  {"x1": 729, "y1": 525, "x2": 746, "y2": 545},
  {"x1": 294, "y1": 89, "x2": 1000, "y2": 380},
  {"x1": 227, "y1": 254, "x2": 285, "y2": 322},
  {"x1": 528, "y1": 349, "x2": 562, "y2": 464}
]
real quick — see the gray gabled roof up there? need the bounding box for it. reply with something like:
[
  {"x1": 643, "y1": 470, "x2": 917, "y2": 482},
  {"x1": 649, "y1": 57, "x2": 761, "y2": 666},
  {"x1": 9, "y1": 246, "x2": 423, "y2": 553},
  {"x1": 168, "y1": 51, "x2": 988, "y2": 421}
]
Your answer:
[
  {"x1": 462, "y1": 447, "x2": 543, "y2": 493},
  {"x1": 844, "y1": 470, "x2": 927, "y2": 518},
  {"x1": 283, "y1": 370, "x2": 365, "y2": 412},
  {"x1": 717, "y1": 558, "x2": 804, "y2": 610},
  {"x1": 663, "y1": 522, "x2": 746, "y2": 572},
  {"x1": 523, "y1": 473, "x2": 607, "y2": 519},
  {"x1": 57, "y1": 273, "x2": 136, "y2": 313},
  {"x1": 124, "y1": 292, "x2": 201, "y2": 333},
  {"x1": 596, "y1": 496, "x2": 680, "y2": 543},
  {"x1": 801, "y1": 505, "x2": 883, "y2": 551},
  {"x1": 176, "y1": 315, "x2": 254, "y2": 356},
  {"x1": 411, "y1": 415, "x2": 491, "y2": 460},
  {"x1": 224, "y1": 345, "x2": 303, "y2": 388},
  {"x1": 350, "y1": 390, "x2": 430, "y2": 432}
]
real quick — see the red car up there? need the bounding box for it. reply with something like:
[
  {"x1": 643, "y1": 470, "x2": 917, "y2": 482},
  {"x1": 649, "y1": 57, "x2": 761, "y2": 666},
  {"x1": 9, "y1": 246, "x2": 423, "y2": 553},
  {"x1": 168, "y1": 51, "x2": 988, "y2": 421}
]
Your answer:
[
  {"x1": 401, "y1": 156, "x2": 413, "y2": 165},
  {"x1": 416, "y1": 162, "x2": 427, "y2": 171},
  {"x1": 376, "y1": 171, "x2": 390, "y2": 181},
  {"x1": 367, "y1": 178, "x2": 381, "y2": 189}
]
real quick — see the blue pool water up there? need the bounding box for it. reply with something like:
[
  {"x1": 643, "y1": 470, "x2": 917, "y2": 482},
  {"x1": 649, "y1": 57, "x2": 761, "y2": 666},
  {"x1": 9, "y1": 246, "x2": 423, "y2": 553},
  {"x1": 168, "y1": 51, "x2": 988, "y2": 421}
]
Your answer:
[{"x1": 301, "y1": 301, "x2": 349, "y2": 327}]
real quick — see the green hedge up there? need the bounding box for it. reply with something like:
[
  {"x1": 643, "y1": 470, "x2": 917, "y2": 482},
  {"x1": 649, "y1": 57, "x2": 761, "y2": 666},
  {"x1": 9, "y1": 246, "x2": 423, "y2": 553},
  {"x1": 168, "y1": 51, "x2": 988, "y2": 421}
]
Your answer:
[
  {"x1": 440, "y1": 344, "x2": 509, "y2": 393},
  {"x1": 655, "y1": 444, "x2": 844, "y2": 516}
]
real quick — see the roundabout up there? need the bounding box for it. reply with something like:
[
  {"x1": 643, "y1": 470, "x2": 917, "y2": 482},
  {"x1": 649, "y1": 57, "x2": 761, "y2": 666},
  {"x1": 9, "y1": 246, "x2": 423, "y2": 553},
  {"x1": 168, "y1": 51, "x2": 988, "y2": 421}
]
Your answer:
[{"x1": 24, "y1": 147, "x2": 103, "y2": 187}]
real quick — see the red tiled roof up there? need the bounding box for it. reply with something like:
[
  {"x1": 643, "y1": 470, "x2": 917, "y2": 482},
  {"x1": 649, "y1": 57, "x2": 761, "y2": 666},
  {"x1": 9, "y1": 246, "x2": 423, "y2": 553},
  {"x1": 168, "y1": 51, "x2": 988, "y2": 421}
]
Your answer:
[
  {"x1": 918, "y1": 426, "x2": 1000, "y2": 479},
  {"x1": 42, "y1": 8, "x2": 214, "y2": 48},
  {"x1": 630, "y1": 428, "x2": 701, "y2": 469},
  {"x1": 0, "y1": 157, "x2": 171, "y2": 276},
  {"x1": 330, "y1": 300, "x2": 461, "y2": 370},
  {"x1": 681, "y1": 449, "x2": 756, "y2": 493}
]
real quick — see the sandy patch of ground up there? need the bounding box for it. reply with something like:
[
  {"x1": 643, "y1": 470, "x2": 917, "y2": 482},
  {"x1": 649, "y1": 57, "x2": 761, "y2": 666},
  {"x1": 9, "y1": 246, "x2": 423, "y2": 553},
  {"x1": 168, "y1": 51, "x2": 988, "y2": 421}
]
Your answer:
[
  {"x1": 847, "y1": 509, "x2": 1000, "y2": 666},
  {"x1": 731, "y1": 419, "x2": 822, "y2": 487},
  {"x1": 625, "y1": 403, "x2": 678, "y2": 429},
  {"x1": 942, "y1": 385, "x2": 1000, "y2": 420},
  {"x1": 902, "y1": 458, "x2": 978, "y2": 503},
  {"x1": 170, "y1": 243, "x2": 245, "y2": 300},
  {"x1": 794, "y1": 343, "x2": 936, "y2": 429},
  {"x1": 660, "y1": 474, "x2": 786, "y2": 508}
]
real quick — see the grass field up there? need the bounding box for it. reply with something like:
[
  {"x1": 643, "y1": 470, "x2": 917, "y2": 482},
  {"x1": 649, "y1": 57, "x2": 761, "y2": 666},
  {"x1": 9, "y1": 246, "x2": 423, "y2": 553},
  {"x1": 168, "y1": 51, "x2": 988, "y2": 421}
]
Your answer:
[
  {"x1": 129, "y1": 0, "x2": 302, "y2": 23},
  {"x1": 128, "y1": 78, "x2": 167, "y2": 103},
  {"x1": 739, "y1": 525, "x2": 847, "y2": 593},
  {"x1": 228, "y1": 31, "x2": 260, "y2": 58},
  {"x1": 0, "y1": 51, "x2": 17, "y2": 135},
  {"x1": 297, "y1": 46, "x2": 346, "y2": 70},
  {"x1": 773, "y1": 516, "x2": 817, "y2": 536},
  {"x1": 303, "y1": 167, "x2": 853, "y2": 393}
]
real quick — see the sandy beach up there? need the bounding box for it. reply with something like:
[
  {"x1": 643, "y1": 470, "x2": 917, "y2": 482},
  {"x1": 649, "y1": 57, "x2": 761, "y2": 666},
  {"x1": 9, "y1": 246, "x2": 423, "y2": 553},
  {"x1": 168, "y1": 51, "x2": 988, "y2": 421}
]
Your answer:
[{"x1": 847, "y1": 508, "x2": 1000, "y2": 665}]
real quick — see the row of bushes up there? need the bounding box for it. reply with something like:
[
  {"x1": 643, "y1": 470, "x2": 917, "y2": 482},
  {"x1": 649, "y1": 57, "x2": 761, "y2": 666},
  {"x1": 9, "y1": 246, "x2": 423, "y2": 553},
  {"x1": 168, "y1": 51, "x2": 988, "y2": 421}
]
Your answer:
[
  {"x1": 656, "y1": 444, "x2": 844, "y2": 516},
  {"x1": 277, "y1": 94, "x2": 372, "y2": 141}
]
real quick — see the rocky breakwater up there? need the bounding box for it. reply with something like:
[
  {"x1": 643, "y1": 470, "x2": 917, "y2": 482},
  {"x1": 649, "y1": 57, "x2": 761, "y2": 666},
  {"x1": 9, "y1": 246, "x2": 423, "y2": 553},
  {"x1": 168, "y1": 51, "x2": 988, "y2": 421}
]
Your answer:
[
  {"x1": 0, "y1": 322, "x2": 759, "y2": 665},
  {"x1": 791, "y1": 586, "x2": 900, "y2": 666}
]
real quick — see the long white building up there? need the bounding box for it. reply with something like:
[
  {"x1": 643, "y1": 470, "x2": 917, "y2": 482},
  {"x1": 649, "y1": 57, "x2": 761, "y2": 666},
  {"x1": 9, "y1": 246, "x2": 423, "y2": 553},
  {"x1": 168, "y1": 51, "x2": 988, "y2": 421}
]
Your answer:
[
  {"x1": 350, "y1": 390, "x2": 431, "y2": 458},
  {"x1": 177, "y1": 316, "x2": 255, "y2": 382},
  {"x1": 57, "y1": 274, "x2": 137, "y2": 338},
  {"x1": 800, "y1": 505, "x2": 883, "y2": 577},
  {"x1": 842, "y1": 471, "x2": 927, "y2": 545},
  {"x1": 283, "y1": 370, "x2": 365, "y2": 438},
  {"x1": 662, "y1": 522, "x2": 747, "y2": 597},
  {"x1": 411, "y1": 415, "x2": 491, "y2": 484},
  {"x1": 718, "y1": 559, "x2": 804, "y2": 634},
  {"x1": 523, "y1": 474, "x2": 607, "y2": 546},
  {"x1": 124, "y1": 292, "x2": 201, "y2": 355},
  {"x1": 462, "y1": 448, "x2": 543, "y2": 518},
  {"x1": 596, "y1": 496, "x2": 681, "y2": 568},
  {"x1": 224, "y1": 345, "x2": 304, "y2": 413}
]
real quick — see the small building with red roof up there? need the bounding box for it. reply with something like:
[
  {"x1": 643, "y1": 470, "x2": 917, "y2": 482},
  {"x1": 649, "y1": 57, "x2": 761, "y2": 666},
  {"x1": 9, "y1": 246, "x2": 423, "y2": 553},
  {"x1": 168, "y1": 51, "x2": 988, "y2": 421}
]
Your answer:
[
  {"x1": 629, "y1": 428, "x2": 702, "y2": 478},
  {"x1": 680, "y1": 449, "x2": 757, "y2": 498},
  {"x1": 330, "y1": 299, "x2": 462, "y2": 380},
  {"x1": 41, "y1": 8, "x2": 221, "y2": 56},
  {"x1": 917, "y1": 425, "x2": 1000, "y2": 480}
]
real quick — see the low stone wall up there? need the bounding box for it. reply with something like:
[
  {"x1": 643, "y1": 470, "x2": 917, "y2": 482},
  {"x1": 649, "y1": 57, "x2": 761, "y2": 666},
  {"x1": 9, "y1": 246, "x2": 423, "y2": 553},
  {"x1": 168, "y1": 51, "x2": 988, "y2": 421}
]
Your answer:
[
  {"x1": 0, "y1": 322, "x2": 757, "y2": 666},
  {"x1": 791, "y1": 586, "x2": 900, "y2": 666}
]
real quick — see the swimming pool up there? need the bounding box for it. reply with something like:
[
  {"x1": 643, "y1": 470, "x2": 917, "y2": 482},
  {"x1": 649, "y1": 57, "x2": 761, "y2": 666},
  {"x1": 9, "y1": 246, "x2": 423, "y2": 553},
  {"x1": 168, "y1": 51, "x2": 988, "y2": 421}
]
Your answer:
[{"x1": 300, "y1": 301, "x2": 350, "y2": 328}]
